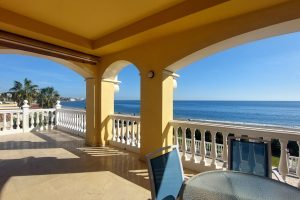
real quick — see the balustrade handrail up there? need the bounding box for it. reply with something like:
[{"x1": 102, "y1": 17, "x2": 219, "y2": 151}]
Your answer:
[
  {"x1": 58, "y1": 108, "x2": 86, "y2": 113},
  {"x1": 170, "y1": 119, "x2": 300, "y2": 186},
  {"x1": 0, "y1": 109, "x2": 22, "y2": 113},
  {"x1": 29, "y1": 108, "x2": 56, "y2": 112},
  {"x1": 110, "y1": 114, "x2": 140, "y2": 121},
  {"x1": 170, "y1": 120, "x2": 300, "y2": 140}
]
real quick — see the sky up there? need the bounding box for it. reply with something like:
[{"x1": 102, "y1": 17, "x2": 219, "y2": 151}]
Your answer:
[{"x1": 0, "y1": 31, "x2": 300, "y2": 100}]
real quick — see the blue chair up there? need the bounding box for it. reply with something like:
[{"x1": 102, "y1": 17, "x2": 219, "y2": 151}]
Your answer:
[
  {"x1": 146, "y1": 145, "x2": 185, "y2": 200},
  {"x1": 228, "y1": 137, "x2": 272, "y2": 178}
]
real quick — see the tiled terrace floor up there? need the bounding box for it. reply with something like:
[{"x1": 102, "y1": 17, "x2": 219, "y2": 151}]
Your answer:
[
  {"x1": 0, "y1": 130, "x2": 157, "y2": 200},
  {"x1": 0, "y1": 130, "x2": 298, "y2": 200}
]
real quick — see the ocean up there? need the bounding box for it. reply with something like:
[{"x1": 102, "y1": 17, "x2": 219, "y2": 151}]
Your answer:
[{"x1": 61, "y1": 100, "x2": 300, "y2": 129}]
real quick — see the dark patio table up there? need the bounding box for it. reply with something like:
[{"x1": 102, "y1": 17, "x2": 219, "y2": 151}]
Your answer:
[{"x1": 181, "y1": 171, "x2": 300, "y2": 200}]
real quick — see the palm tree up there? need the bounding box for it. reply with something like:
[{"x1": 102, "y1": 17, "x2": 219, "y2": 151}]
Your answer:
[
  {"x1": 9, "y1": 78, "x2": 38, "y2": 107},
  {"x1": 37, "y1": 87, "x2": 60, "y2": 108}
]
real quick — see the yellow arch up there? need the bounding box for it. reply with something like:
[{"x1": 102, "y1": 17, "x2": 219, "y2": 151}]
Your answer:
[
  {"x1": 0, "y1": 48, "x2": 96, "y2": 78},
  {"x1": 102, "y1": 60, "x2": 140, "y2": 80},
  {"x1": 166, "y1": 18, "x2": 300, "y2": 72}
]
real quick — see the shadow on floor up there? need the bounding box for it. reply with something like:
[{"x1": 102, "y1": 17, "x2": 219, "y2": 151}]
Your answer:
[{"x1": 0, "y1": 131, "x2": 150, "y2": 195}]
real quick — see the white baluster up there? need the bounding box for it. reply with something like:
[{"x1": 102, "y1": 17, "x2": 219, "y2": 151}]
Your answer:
[
  {"x1": 126, "y1": 120, "x2": 130, "y2": 145},
  {"x1": 200, "y1": 129, "x2": 206, "y2": 166},
  {"x1": 60, "y1": 112, "x2": 64, "y2": 127},
  {"x1": 116, "y1": 119, "x2": 120, "y2": 142},
  {"x1": 279, "y1": 139, "x2": 289, "y2": 180},
  {"x1": 112, "y1": 118, "x2": 116, "y2": 141},
  {"x1": 40, "y1": 111, "x2": 44, "y2": 130},
  {"x1": 222, "y1": 132, "x2": 228, "y2": 168},
  {"x1": 121, "y1": 120, "x2": 125, "y2": 143},
  {"x1": 181, "y1": 127, "x2": 187, "y2": 162},
  {"x1": 79, "y1": 114, "x2": 82, "y2": 132},
  {"x1": 9, "y1": 113, "x2": 13, "y2": 130},
  {"x1": 71, "y1": 113, "x2": 74, "y2": 130},
  {"x1": 3, "y1": 113, "x2": 7, "y2": 131},
  {"x1": 211, "y1": 132, "x2": 217, "y2": 169},
  {"x1": 75, "y1": 113, "x2": 78, "y2": 131},
  {"x1": 67, "y1": 112, "x2": 71, "y2": 129},
  {"x1": 131, "y1": 121, "x2": 135, "y2": 146},
  {"x1": 16, "y1": 112, "x2": 20, "y2": 130},
  {"x1": 44, "y1": 111, "x2": 48, "y2": 130},
  {"x1": 72, "y1": 113, "x2": 75, "y2": 131},
  {"x1": 50, "y1": 111, "x2": 54, "y2": 130},
  {"x1": 136, "y1": 121, "x2": 140, "y2": 147},
  {"x1": 191, "y1": 128, "x2": 196, "y2": 163},
  {"x1": 174, "y1": 126, "x2": 178, "y2": 146},
  {"x1": 36, "y1": 112, "x2": 40, "y2": 131},
  {"x1": 83, "y1": 114, "x2": 86, "y2": 133},
  {"x1": 296, "y1": 141, "x2": 300, "y2": 188}
]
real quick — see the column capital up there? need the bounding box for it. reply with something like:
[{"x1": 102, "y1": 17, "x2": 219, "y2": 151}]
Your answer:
[
  {"x1": 162, "y1": 69, "x2": 180, "y2": 78},
  {"x1": 102, "y1": 78, "x2": 121, "y2": 84},
  {"x1": 85, "y1": 77, "x2": 96, "y2": 81}
]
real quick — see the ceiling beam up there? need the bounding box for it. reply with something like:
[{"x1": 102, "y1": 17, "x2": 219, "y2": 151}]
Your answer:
[
  {"x1": 93, "y1": 0, "x2": 228, "y2": 49},
  {"x1": 0, "y1": 7, "x2": 91, "y2": 48},
  {"x1": 0, "y1": 30, "x2": 100, "y2": 65}
]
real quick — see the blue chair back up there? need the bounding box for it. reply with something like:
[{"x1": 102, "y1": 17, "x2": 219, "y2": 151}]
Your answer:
[
  {"x1": 228, "y1": 137, "x2": 271, "y2": 178},
  {"x1": 146, "y1": 146, "x2": 184, "y2": 200}
]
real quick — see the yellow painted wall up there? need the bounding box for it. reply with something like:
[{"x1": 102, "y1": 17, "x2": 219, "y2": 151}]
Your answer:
[
  {"x1": 99, "y1": 80, "x2": 115, "y2": 146},
  {"x1": 2, "y1": 0, "x2": 300, "y2": 158},
  {"x1": 85, "y1": 78, "x2": 100, "y2": 146}
]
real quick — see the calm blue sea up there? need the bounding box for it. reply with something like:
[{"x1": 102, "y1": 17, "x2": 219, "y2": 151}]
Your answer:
[{"x1": 61, "y1": 100, "x2": 300, "y2": 128}]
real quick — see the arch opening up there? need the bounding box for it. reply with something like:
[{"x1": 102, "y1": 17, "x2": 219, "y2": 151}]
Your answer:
[
  {"x1": 0, "y1": 48, "x2": 94, "y2": 78},
  {"x1": 0, "y1": 50, "x2": 87, "y2": 108},
  {"x1": 166, "y1": 18, "x2": 300, "y2": 73},
  {"x1": 103, "y1": 60, "x2": 141, "y2": 115}
]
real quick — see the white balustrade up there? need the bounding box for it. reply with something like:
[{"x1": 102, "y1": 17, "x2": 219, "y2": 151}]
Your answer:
[
  {"x1": 110, "y1": 114, "x2": 140, "y2": 153},
  {"x1": 0, "y1": 104, "x2": 56, "y2": 134},
  {"x1": 56, "y1": 108, "x2": 86, "y2": 138},
  {"x1": 0, "y1": 100, "x2": 86, "y2": 138},
  {"x1": 170, "y1": 120, "x2": 300, "y2": 187},
  {"x1": 28, "y1": 108, "x2": 56, "y2": 132},
  {"x1": 0, "y1": 110, "x2": 23, "y2": 134}
]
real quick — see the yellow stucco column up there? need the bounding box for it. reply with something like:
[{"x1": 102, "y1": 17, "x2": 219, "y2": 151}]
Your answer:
[
  {"x1": 85, "y1": 77, "x2": 100, "y2": 146},
  {"x1": 140, "y1": 69, "x2": 177, "y2": 158},
  {"x1": 99, "y1": 78, "x2": 117, "y2": 146}
]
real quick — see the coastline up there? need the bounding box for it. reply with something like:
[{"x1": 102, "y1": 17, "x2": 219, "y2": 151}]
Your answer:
[{"x1": 61, "y1": 100, "x2": 300, "y2": 130}]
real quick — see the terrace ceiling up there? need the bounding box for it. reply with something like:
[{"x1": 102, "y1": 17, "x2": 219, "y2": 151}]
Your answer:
[{"x1": 0, "y1": 0, "x2": 292, "y2": 57}]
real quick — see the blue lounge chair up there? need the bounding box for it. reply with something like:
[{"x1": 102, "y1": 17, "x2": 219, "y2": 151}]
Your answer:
[{"x1": 146, "y1": 145, "x2": 185, "y2": 200}]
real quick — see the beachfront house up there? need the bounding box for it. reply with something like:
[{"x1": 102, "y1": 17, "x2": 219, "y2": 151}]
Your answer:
[{"x1": 0, "y1": 0, "x2": 300, "y2": 199}]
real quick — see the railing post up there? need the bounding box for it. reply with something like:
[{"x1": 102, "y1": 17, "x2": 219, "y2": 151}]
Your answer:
[
  {"x1": 191, "y1": 128, "x2": 196, "y2": 163},
  {"x1": 279, "y1": 139, "x2": 289, "y2": 180},
  {"x1": 200, "y1": 129, "x2": 206, "y2": 166},
  {"x1": 297, "y1": 141, "x2": 300, "y2": 188},
  {"x1": 55, "y1": 100, "x2": 62, "y2": 127},
  {"x1": 22, "y1": 100, "x2": 30, "y2": 133},
  {"x1": 211, "y1": 132, "x2": 217, "y2": 169},
  {"x1": 181, "y1": 127, "x2": 187, "y2": 162},
  {"x1": 222, "y1": 132, "x2": 228, "y2": 168}
]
